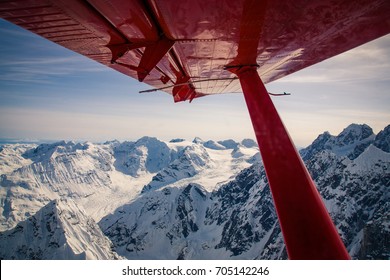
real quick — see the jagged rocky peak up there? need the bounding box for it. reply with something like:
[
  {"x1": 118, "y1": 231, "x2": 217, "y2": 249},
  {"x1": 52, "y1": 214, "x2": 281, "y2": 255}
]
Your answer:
[
  {"x1": 301, "y1": 123, "x2": 376, "y2": 160},
  {"x1": 335, "y1": 123, "x2": 374, "y2": 146},
  {"x1": 300, "y1": 131, "x2": 332, "y2": 160},
  {"x1": 374, "y1": 125, "x2": 390, "y2": 153},
  {"x1": 178, "y1": 144, "x2": 211, "y2": 168},
  {"x1": 312, "y1": 131, "x2": 332, "y2": 147},
  {"x1": 0, "y1": 198, "x2": 120, "y2": 260},
  {"x1": 192, "y1": 137, "x2": 204, "y2": 144}
]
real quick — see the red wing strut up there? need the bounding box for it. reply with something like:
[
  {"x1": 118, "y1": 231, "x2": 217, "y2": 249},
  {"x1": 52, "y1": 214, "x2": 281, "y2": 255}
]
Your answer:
[{"x1": 232, "y1": 66, "x2": 350, "y2": 259}]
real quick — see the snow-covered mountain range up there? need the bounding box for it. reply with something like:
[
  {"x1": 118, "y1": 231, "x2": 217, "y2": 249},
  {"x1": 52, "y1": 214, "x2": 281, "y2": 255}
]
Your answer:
[
  {"x1": 0, "y1": 198, "x2": 120, "y2": 259},
  {"x1": 0, "y1": 124, "x2": 389, "y2": 259}
]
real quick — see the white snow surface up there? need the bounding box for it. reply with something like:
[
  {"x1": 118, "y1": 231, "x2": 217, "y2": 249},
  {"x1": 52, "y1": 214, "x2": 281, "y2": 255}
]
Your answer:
[
  {"x1": 1, "y1": 125, "x2": 388, "y2": 260},
  {"x1": 0, "y1": 138, "x2": 258, "y2": 231},
  {"x1": 0, "y1": 198, "x2": 120, "y2": 259},
  {"x1": 347, "y1": 144, "x2": 390, "y2": 172}
]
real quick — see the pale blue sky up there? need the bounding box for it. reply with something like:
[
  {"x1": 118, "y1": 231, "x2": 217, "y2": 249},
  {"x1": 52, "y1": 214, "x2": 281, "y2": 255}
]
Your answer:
[{"x1": 0, "y1": 19, "x2": 389, "y2": 147}]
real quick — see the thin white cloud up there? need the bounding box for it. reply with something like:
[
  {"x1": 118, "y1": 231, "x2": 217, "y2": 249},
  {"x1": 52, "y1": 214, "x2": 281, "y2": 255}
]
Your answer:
[{"x1": 0, "y1": 56, "x2": 108, "y2": 84}]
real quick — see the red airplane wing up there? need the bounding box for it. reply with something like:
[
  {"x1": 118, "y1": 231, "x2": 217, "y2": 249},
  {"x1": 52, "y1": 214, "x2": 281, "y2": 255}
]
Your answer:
[{"x1": 1, "y1": 0, "x2": 389, "y2": 102}]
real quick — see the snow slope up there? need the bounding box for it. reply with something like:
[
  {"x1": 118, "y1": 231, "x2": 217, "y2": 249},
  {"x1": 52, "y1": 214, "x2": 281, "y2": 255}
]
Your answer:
[
  {"x1": 0, "y1": 141, "x2": 151, "y2": 230},
  {"x1": 0, "y1": 198, "x2": 120, "y2": 259},
  {"x1": 1, "y1": 124, "x2": 389, "y2": 260},
  {"x1": 0, "y1": 138, "x2": 258, "y2": 232},
  {"x1": 100, "y1": 124, "x2": 390, "y2": 260}
]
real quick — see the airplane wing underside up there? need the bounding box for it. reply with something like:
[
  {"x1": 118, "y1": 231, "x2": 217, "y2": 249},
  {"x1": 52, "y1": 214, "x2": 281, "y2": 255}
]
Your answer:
[{"x1": 1, "y1": 0, "x2": 389, "y2": 102}]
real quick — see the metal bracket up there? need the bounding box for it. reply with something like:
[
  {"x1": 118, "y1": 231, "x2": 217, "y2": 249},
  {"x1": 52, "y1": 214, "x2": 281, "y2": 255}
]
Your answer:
[
  {"x1": 223, "y1": 64, "x2": 259, "y2": 71},
  {"x1": 268, "y1": 91, "x2": 291, "y2": 96},
  {"x1": 107, "y1": 42, "x2": 150, "y2": 64},
  {"x1": 137, "y1": 36, "x2": 174, "y2": 82},
  {"x1": 107, "y1": 36, "x2": 174, "y2": 82}
]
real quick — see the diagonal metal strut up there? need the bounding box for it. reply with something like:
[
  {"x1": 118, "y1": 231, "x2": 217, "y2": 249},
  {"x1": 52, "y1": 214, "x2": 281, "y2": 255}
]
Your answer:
[{"x1": 234, "y1": 66, "x2": 350, "y2": 260}]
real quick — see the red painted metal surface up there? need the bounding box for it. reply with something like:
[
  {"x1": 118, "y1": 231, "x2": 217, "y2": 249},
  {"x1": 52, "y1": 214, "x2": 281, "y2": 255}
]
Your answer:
[
  {"x1": 148, "y1": 0, "x2": 390, "y2": 97},
  {"x1": 235, "y1": 66, "x2": 350, "y2": 259},
  {"x1": 1, "y1": 0, "x2": 389, "y2": 99},
  {"x1": 86, "y1": 0, "x2": 159, "y2": 43},
  {"x1": 137, "y1": 36, "x2": 174, "y2": 82}
]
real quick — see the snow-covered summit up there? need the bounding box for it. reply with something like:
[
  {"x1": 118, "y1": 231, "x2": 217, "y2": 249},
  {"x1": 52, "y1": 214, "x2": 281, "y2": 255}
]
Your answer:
[
  {"x1": 113, "y1": 136, "x2": 172, "y2": 177},
  {"x1": 203, "y1": 140, "x2": 226, "y2": 150},
  {"x1": 337, "y1": 123, "x2": 374, "y2": 146},
  {"x1": 218, "y1": 139, "x2": 239, "y2": 149},
  {"x1": 23, "y1": 141, "x2": 89, "y2": 162},
  {"x1": 241, "y1": 139, "x2": 258, "y2": 148},
  {"x1": 301, "y1": 123, "x2": 376, "y2": 160},
  {"x1": 0, "y1": 198, "x2": 120, "y2": 260},
  {"x1": 192, "y1": 137, "x2": 204, "y2": 144}
]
